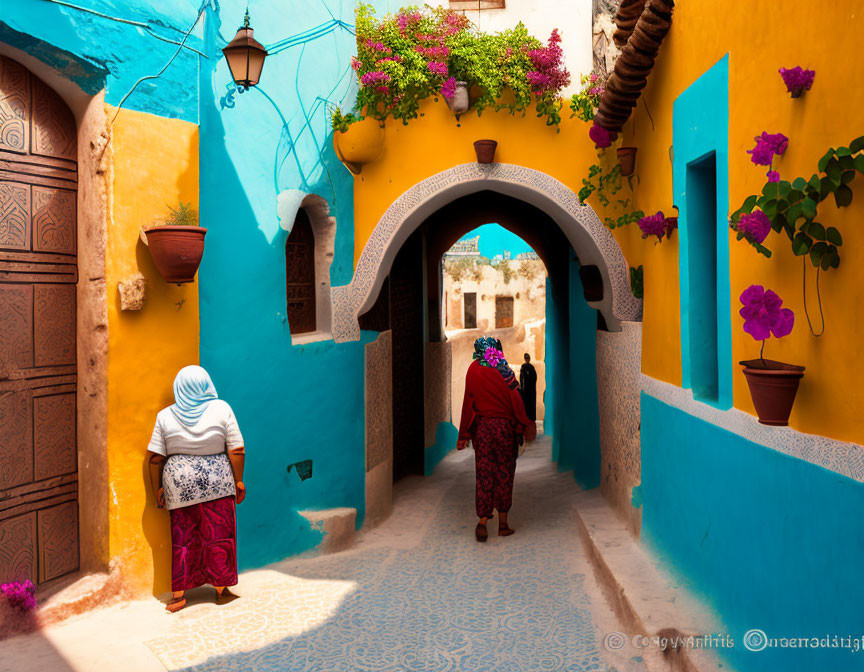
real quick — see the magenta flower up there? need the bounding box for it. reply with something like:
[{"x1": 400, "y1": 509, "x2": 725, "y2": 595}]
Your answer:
[
  {"x1": 397, "y1": 11, "x2": 421, "y2": 34},
  {"x1": 779, "y1": 67, "x2": 815, "y2": 97},
  {"x1": 427, "y1": 61, "x2": 448, "y2": 76},
  {"x1": 589, "y1": 122, "x2": 614, "y2": 149},
  {"x1": 1, "y1": 580, "x2": 37, "y2": 612},
  {"x1": 748, "y1": 132, "x2": 788, "y2": 167},
  {"x1": 739, "y1": 285, "x2": 794, "y2": 341},
  {"x1": 365, "y1": 40, "x2": 391, "y2": 53},
  {"x1": 767, "y1": 170, "x2": 780, "y2": 183},
  {"x1": 638, "y1": 211, "x2": 677, "y2": 242},
  {"x1": 415, "y1": 45, "x2": 450, "y2": 58},
  {"x1": 484, "y1": 347, "x2": 505, "y2": 367},
  {"x1": 360, "y1": 70, "x2": 391, "y2": 87},
  {"x1": 350, "y1": 56, "x2": 362, "y2": 71},
  {"x1": 735, "y1": 210, "x2": 771, "y2": 244},
  {"x1": 441, "y1": 76, "x2": 457, "y2": 100},
  {"x1": 525, "y1": 29, "x2": 570, "y2": 93},
  {"x1": 376, "y1": 55, "x2": 403, "y2": 64}
]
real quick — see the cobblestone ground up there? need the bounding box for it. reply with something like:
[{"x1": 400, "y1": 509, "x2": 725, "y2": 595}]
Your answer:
[{"x1": 1, "y1": 438, "x2": 648, "y2": 672}]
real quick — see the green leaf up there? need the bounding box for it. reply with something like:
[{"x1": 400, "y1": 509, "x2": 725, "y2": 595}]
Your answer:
[
  {"x1": 821, "y1": 252, "x2": 832, "y2": 271},
  {"x1": 809, "y1": 173, "x2": 821, "y2": 193},
  {"x1": 840, "y1": 154, "x2": 855, "y2": 170},
  {"x1": 855, "y1": 155, "x2": 864, "y2": 174},
  {"x1": 826, "y1": 160, "x2": 843, "y2": 184},
  {"x1": 818, "y1": 148, "x2": 836, "y2": 172},
  {"x1": 801, "y1": 197, "x2": 818, "y2": 219},
  {"x1": 850, "y1": 136, "x2": 864, "y2": 154},
  {"x1": 778, "y1": 181, "x2": 791, "y2": 198},
  {"x1": 837, "y1": 146, "x2": 852, "y2": 158},
  {"x1": 842, "y1": 170, "x2": 857, "y2": 184},
  {"x1": 792, "y1": 233, "x2": 812, "y2": 255},
  {"x1": 762, "y1": 198, "x2": 778, "y2": 218},
  {"x1": 830, "y1": 250, "x2": 840, "y2": 269},
  {"x1": 826, "y1": 227, "x2": 843, "y2": 246},
  {"x1": 771, "y1": 213, "x2": 787, "y2": 233},
  {"x1": 787, "y1": 203, "x2": 803, "y2": 224},
  {"x1": 756, "y1": 244, "x2": 773, "y2": 258},
  {"x1": 809, "y1": 221, "x2": 826, "y2": 240},
  {"x1": 792, "y1": 177, "x2": 808, "y2": 191},
  {"x1": 810, "y1": 241, "x2": 828, "y2": 266},
  {"x1": 820, "y1": 176, "x2": 835, "y2": 200},
  {"x1": 834, "y1": 183, "x2": 853, "y2": 207}
]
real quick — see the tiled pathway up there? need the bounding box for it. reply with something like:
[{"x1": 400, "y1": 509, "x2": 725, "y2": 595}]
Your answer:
[{"x1": 1, "y1": 438, "x2": 647, "y2": 672}]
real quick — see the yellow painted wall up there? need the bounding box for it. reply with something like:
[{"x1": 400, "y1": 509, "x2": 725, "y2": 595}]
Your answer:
[
  {"x1": 353, "y1": 0, "x2": 864, "y2": 447},
  {"x1": 106, "y1": 106, "x2": 200, "y2": 595}
]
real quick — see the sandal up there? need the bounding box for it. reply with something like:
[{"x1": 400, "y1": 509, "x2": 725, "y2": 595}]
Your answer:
[
  {"x1": 216, "y1": 587, "x2": 240, "y2": 605},
  {"x1": 166, "y1": 596, "x2": 186, "y2": 613},
  {"x1": 498, "y1": 525, "x2": 515, "y2": 537},
  {"x1": 475, "y1": 522, "x2": 488, "y2": 543}
]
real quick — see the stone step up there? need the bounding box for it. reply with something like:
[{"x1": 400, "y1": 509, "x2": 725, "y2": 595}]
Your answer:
[
  {"x1": 298, "y1": 507, "x2": 357, "y2": 555},
  {"x1": 574, "y1": 490, "x2": 726, "y2": 672}
]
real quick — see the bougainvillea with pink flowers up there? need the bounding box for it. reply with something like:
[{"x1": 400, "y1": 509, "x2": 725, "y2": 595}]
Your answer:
[
  {"x1": 1, "y1": 580, "x2": 37, "y2": 612},
  {"x1": 732, "y1": 210, "x2": 771, "y2": 245},
  {"x1": 739, "y1": 285, "x2": 794, "y2": 359},
  {"x1": 588, "y1": 122, "x2": 615, "y2": 149},
  {"x1": 637, "y1": 211, "x2": 678, "y2": 242},
  {"x1": 334, "y1": 4, "x2": 571, "y2": 128},
  {"x1": 779, "y1": 66, "x2": 815, "y2": 97}
]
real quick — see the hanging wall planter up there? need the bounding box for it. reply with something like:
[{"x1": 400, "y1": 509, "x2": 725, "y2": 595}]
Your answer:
[
  {"x1": 474, "y1": 139, "x2": 497, "y2": 164},
  {"x1": 334, "y1": 117, "x2": 384, "y2": 174},
  {"x1": 445, "y1": 81, "x2": 470, "y2": 116},
  {"x1": 617, "y1": 146, "x2": 637, "y2": 176},
  {"x1": 144, "y1": 203, "x2": 206, "y2": 285},
  {"x1": 739, "y1": 359, "x2": 805, "y2": 426}
]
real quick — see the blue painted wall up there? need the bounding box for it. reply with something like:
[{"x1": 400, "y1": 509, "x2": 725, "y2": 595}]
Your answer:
[
  {"x1": 674, "y1": 55, "x2": 733, "y2": 410},
  {"x1": 197, "y1": 0, "x2": 390, "y2": 569},
  {"x1": 546, "y1": 254, "x2": 600, "y2": 488},
  {"x1": 640, "y1": 393, "x2": 864, "y2": 671},
  {"x1": 1, "y1": 0, "x2": 201, "y2": 121}
]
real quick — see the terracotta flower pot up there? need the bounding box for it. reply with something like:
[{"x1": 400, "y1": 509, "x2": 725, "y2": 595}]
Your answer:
[
  {"x1": 446, "y1": 81, "x2": 470, "y2": 115},
  {"x1": 145, "y1": 226, "x2": 207, "y2": 285},
  {"x1": 617, "y1": 146, "x2": 637, "y2": 176},
  {"x1": 473, "y1": 139, "x2": 497, "y2": 164},
  {"x1": 740, "y1": 359, "x2": 805, "y2": 426},
  {"x1": 334, "y1": 117, "x2": 384, "y2": 167}
]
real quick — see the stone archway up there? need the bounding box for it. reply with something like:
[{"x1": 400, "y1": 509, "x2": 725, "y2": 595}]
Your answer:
[{"x1": 331, "y1": 162, "x2": 642, "y2": 343}]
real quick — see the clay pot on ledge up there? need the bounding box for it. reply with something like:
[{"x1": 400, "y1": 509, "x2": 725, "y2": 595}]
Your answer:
[
  {"x1": 445, "y1": 81, "x2": 470, "y2": 116},
  {"x1": 334, "y1": 118, "x2": 384, "y2": 174},
  {"x1": 474, "y1": 139, "x2": 497, "y2": 164},
  {"x1": 617, "y1": 146, "x2": 637, "y2": 176},
  {"x1": 145, "y1": 226, "x2": 207, "y2": 285},
  {"x1": 739, "y1": 358, "x2": 805, "y2": 426}
]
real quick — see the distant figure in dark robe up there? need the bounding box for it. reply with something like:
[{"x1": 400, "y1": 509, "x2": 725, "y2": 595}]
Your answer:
[{"x1": 519, "y1": 353, "x2": 537, "y2": 421}]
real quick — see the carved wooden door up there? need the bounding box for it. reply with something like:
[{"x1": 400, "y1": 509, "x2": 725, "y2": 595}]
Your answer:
[
  {"x1": 0, "y1": 55, "x2": 79, "y2": 586},
  {"x1": 495, "y1": 295, "x2": 514, "y2": 329},
  {"x1": 285, "y1": 208, "x2": 316, "y2": 334}
]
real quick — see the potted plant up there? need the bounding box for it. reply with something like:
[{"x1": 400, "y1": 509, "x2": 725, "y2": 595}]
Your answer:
[
  {"x1": 779, "y1": 66, "x2": 815, "y2": 98},
  {"x1": 144, "y1": 203, "x2": 206, "y2": 285},
  {"x1": 738, "y1": 284, "x2": 804, "y2": 426},
  {"x1": 332, "y1": 109, "x2": 384, "y2": 171},
  {"x1": 444, "y1": 79, "x2": 470, "y2": 116},
  {"x1": 617, "y1": 146, "x2": 637, "y2": 176}
]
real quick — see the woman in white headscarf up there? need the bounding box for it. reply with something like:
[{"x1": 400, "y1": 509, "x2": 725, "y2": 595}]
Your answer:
[{"x1": 147, "y1": 365, "x2": 246, "y2": 612}]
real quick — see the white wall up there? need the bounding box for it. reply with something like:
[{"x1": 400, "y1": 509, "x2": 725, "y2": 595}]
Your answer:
[{"x1": 426, "y1": 0, "x2": 594, "y2": 94}]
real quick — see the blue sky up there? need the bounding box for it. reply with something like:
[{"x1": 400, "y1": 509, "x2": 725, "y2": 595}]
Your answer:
[{"x1": 458, "y1": 224, "x2": 534, "y2": 258}]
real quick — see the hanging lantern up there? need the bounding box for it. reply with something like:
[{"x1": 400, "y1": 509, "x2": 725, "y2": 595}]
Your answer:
[{"x1": 222, "y1": 10, "x2": 268, "y2": 91}]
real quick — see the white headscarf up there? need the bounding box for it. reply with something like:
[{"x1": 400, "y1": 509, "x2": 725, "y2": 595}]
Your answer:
[{"x1": 170, "y1": 365, "x2": 218, "y2": 426}]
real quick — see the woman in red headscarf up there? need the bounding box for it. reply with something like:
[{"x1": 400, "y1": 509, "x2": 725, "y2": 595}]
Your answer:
[{"x1": 458, "y1": 337, "x2": 536, "y2": 542}]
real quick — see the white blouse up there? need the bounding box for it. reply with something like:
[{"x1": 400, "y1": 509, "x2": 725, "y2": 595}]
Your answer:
[{"x1": 148, "y1": 400, "x2": 244, "y2": 510}]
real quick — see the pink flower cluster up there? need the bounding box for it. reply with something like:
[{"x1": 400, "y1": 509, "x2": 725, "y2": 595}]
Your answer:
[
  {"x1": 365, "y1": 39, "x2": 391, "y2": 53},
  {"x1": 441, "y1": 76, "x2": 457, "y2": 99},
  {"x1": 415, "y1": 44, "x2": 450, "y2": 59},
  {"x1": 525, "y1": 29, "x2": 570, "y2": 94},
  {"x1": 1, "y1": 580, "x2": 37, "y2": 612},
  {"x1": 360, "y1": 70, "x2": 391, "y2": 93},
  {"x1": 377, "y1": 55, "x2": 403, "y2": 64},
  {"x1": 427, "y1": 61, "x2": 448, "y2": 76},
  {"x1": 734, "y1": 210, "x2": 771, "y2": 244},
  {"x1": 739, "y1": 285, "x2": 794, "y2": 342},
  {"x1": 638, "y1": 211, "x2": 678, "y2": 242},
  {"x1": 779, "y1": 66, "x2": 815, "y2": 95},
  {"x1": 589, "y1": 122, "x2": 615, "y2": 149},
  {"x1": 397, "y1": 11, "x2": 421, "y2": 34},
  {"x1": 748, "y1": 132, "x2": 788, "y2": 167},
  {"x1": 350, "y1": 56, "x2": 362, "y2": 71}
]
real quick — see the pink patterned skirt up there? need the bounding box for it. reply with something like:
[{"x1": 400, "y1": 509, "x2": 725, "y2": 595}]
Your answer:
[{"x1": 169, "y1": 495, "x2": 238, "y2": 592}]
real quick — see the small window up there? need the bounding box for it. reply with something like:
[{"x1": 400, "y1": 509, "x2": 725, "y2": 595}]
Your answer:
[
  {"x1": 495, "y1": 295, "x2": 514, "y2": 329},
  {"x1": 285, "y1": 208, "x2": 316, "y2": 334},
  {"x1": 449, "y1": 0, "x2": 505, "y2": 9},
  {"x1": 464, "y1": 292, "x2": 477, "y2": 329}
]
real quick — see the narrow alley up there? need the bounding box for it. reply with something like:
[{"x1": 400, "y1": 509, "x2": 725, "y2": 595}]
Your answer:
[{"x1": 1, "y1": 438, "x2": 646, "y2": 672}]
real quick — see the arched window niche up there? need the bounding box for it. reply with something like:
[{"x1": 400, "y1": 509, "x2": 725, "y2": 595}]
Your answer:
[{"x1": 278, "y1": 191, "x2": 335, "y2": 344}]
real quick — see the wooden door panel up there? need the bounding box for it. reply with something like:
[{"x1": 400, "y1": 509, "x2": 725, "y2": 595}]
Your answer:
[
  {"x1": 0, "y1": 54, "x2": 78, "y2": 585},
  {"x1": 0, "y1": 513, "x2": 37, "y2": 583},
  {"x1": 38, "y1": 501, "x2": 78, "y2": 583}
]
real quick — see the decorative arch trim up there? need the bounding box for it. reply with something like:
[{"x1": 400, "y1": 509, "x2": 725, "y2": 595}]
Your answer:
[{"x1": 331, "y1": 162, "x2": 642, "y2": 342}]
